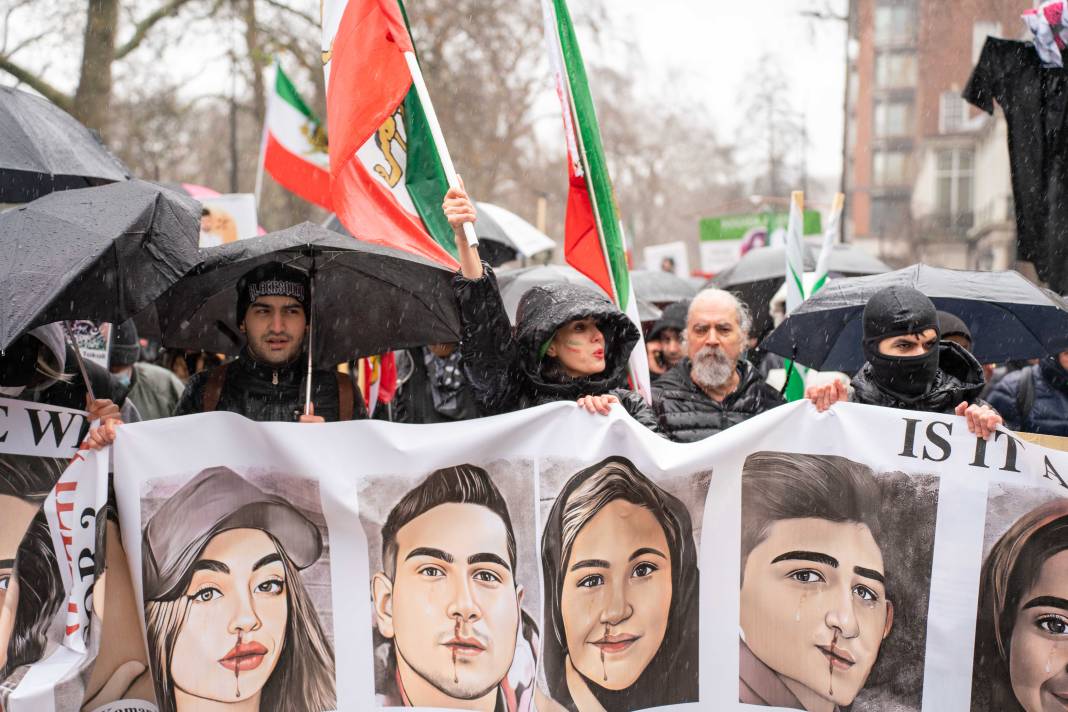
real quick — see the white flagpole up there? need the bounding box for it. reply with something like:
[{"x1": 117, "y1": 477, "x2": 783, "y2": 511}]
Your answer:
[
  {"x1": 254, "y1": 63, "x2": 274, "y2": 209},
  {"x1": 402, "y1": 51, "x2": 478, "y2": 247}
]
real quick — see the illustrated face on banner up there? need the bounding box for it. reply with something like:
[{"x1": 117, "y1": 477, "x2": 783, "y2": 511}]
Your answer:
[
  {"x1": 142, "y1": 467, "x2": 335, "y2": 712},
  {"x1": 560, "y1": 499, "x2": 673, "y2": 690},
  {"x1": 0, "y1": 495, "x2": 38, "y2": 672},
  {"x1": 542, "y1": 456, "x2": 702, "y2": 711},
  {"x1": 372, "y1": 501, "x2": 521, "y2": 707},
  {"x1": 974, "y1": 498, "x2": 1068, "y2": 712},
  {"x1": 1008, "y1": 548, "x2": 1068, "y2": 712},
  {"x1": 740, "y1": 517, "x2": 893, "y2": 708},
  {"x1": 169, "y1": 528, "x2": 288, "y2": 706}
]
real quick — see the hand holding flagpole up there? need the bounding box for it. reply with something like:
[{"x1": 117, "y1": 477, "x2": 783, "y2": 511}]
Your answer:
[{"x1": 403, "y1": 52, "x2": 478, "y2": 248}]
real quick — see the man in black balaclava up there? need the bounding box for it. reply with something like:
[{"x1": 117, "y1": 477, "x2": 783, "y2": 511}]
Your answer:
[{"x1": 806, "y1": 285, "x2": 1002, "y2": 438}]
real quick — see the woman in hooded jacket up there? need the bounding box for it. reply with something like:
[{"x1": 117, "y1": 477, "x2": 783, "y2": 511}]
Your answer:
[
  {"x1": 0, "y1": 323, "x2": 136, "y2": 427},
  {"x1": 443, "y1": 184, "x2": 658, "y2": 430}
]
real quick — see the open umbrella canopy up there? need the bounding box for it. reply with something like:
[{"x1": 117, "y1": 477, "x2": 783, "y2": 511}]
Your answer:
[
  {"x1": 156, "y1": 222, "x2": 462, "y2": 365},
  {"x1": 711, "y1": 243, "x2": 891, "y2": 337},
  {"x1": 0, "y1": 180, "x2": 201, "y2": 350},
  {"x1": 0, "y1": 86, "x2": 129, "y2": 203},
  {"x1": 631, "y1": 269, "x2": 698, "y2": 306},
  {"x1": 495, "y1": 264, "x2": 659, "y2": 325},
  {"x1": 761, "y1": 265, "x2": 1068, "y2": 371},
  {"x1": 473, "y1": 202, "x2": 556, "y2": 262}
]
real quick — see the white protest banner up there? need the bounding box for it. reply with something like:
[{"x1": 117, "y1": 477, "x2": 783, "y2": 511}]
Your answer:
[
  {"x1": 0, "y1": 398, "x2": 117, "y2": 712},
  {"x1": 68, "y1": 321, "x2": 112, "y2": 370},
  {"x1": 104, "y1": 400, "x2": 1068, "y2": 712}
]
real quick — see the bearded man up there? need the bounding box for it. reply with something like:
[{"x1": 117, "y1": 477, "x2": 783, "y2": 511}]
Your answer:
[{"x1": 652, "y1": 288, "x2": 784, "y2": 442}]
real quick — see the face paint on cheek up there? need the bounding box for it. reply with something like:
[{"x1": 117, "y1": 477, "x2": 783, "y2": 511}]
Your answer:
[{"x1": 563, "y1": 338, "x2": 585, "y2": 353}]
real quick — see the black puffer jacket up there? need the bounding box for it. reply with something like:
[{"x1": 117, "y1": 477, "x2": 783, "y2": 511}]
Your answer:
[
  {"x1": 850, "y1": 340, "x2": 985, "y2": 413},
  {"x1": 453, "y1": 266, "x2": 657, "y2": 430},
  {"x1": 174, "y1": 348, "x2": 366, "y2": 422},
  {"x1": 652, "y1": 357, "x2": 785, "y2": 443}
]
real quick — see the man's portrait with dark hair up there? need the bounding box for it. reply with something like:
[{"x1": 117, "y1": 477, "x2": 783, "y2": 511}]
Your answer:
[
  {"x1": 738, "y1": 451, "x2": 937, "y2": 712},
  {"x1": 359, "y1": 462, "x2": 543, "y2": 711}
]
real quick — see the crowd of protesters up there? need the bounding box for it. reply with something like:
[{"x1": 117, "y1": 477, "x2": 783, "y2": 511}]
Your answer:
[{"x1": 6, "y1": 184, "x2": 1064, "y2": 449}]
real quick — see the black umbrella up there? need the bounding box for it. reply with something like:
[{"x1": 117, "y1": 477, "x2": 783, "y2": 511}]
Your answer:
[
  {"x1": 631, "y1": 269, "x2": 698, "y2": 307},
  {"x1": 156, "y1": 222, "x2": 462, "y2": 382},
  {"x1": 1, "y1": 179, "x2": 201, "y2": 351},
  {"x1": 711, "y1": 244, "x2": 891, "y2": 337},
  {"x1": 0, "y1": 86, "x2": 129, "y2": 203},
  {"x1": 761, "y1": 265, "x2": 1068, "y2": 371}
]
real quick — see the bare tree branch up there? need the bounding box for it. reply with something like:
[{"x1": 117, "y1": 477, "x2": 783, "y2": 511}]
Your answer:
[
  {"x1": 115, "y1": 0, "x2": 201, "y2": 60},
  {"x1": 0, "y1": 54, "x2": 73, "y2": 110},
  {"x1": 261, "y1": 0, "x2": 317, "y2": 27}
]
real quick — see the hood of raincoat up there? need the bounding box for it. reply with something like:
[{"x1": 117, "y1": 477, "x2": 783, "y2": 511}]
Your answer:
[{"x1": 513, "y1": 282, "x2": 639, "y2": 399}]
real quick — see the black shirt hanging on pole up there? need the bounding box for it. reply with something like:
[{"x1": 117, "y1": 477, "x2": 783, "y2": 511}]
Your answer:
[{"x1": 964, "y1": 37, "x2": 1068, "y2": 293}]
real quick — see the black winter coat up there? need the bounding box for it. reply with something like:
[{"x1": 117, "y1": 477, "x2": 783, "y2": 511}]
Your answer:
[
  {"x1": 453, "y1": 266, "x2": 658, "y2": 430},
  {"x1": 985, "y1": 356, "x2": 1068, "y2": 436},
  {"x1": 850, "y1": 341, "x2": 985, "y2": 414},
  {"x1": 652, "y1": 358, "x2": 785, "y2": 443},
  {"x1": 174, "y1": 348, "x2": 366, "y2": 422}
]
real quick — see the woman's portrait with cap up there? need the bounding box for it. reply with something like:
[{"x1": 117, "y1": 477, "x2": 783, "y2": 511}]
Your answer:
[{"x1": 141, "y1": 466, "x2": 335, "y2": 712}]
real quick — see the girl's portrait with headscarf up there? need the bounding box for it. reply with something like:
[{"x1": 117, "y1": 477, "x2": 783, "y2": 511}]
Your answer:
[
  {"x1": 972, "y1": 495, "x2": 1068, "y2": 712},
  {"x1": 540, "y1": 456, "x2": 701, "y2": 711},
  {"x1": 140, "y1": 466, "x2": 335, "y2": 712}
]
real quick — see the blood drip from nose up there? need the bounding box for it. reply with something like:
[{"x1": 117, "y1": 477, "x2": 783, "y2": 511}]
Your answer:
[
  {"x1": 235, "y1": 630, "x2": 242, "y2": 698},
  {"x1": 828, "y1": 630, "x2": 837, "y2": 697},
  {"x1": 601, "y1": 623, "x2": 610, "y2": 682},
  {"x1": 453, "y1": 618, "x2": 460, "y2": 684}
]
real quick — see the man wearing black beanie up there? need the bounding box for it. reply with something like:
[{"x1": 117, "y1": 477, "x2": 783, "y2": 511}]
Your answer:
[
  {"x1": 171, "y1": 261, "x2": 366, "y2": 423},
  {"x1": 806, "y1": 285, "x2": 1002, "y2": 438}
]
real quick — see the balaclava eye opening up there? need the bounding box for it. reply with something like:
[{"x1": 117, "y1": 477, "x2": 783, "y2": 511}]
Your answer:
[{"x1": 861, "y1": 285, "x2": 941, "y2": 399}]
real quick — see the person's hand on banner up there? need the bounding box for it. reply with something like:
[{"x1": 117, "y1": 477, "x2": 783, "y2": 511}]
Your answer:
[
  {"x1": 577, "y1": 393, "x2": 619, "y2": 415},
  {"x1": 805, "y1": 380, "x2": 848, "y2": 412},
  {"x1": 955, "y1": 401, "x2": 1003, "y2": 440},
  {"x1": 86, "y1": 419, "x2": 121, "y2": 450},
  {"x1": 443, "y1": 176, "x2": 482, "y2": 280},
  {"x1": 299, "y1": 402, "x2": 325, "y2": 424}
]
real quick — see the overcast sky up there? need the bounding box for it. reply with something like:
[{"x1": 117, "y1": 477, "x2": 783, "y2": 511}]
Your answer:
[
  {"x1": 3, "y1": 0, "x2": 848, "y2": 188},
  {"x1": 601, "y1": 0, "x2": 849, "y2": 186}
]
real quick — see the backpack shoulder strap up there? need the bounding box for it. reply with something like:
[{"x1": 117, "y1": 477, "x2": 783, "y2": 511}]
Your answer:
[
  {"x1": 202, "y1": 363, "x2": 229, "y2": 412},
  {"x1": 1016, "y1": 366, "x2": 1035, "y2": 421},
  {"x1": 336, "y1": 371, "x2": 355, "y2": 421}
]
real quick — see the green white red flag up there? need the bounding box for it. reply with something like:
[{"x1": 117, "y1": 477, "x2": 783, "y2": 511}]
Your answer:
[
  {"x1": 262, "y1": 63, "x2": 332, "y2": 210},
  {"x1": 783, "y1": 191, "x2": 808, "y2": 402},
  {"x1": 541, "y1": 0, "x2": 651, "y2": 401},
  {"x1": 320, "y1": 0, "x2": 459, "y2": 268}
]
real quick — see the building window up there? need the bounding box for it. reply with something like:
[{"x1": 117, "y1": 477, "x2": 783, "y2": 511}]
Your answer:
[
  {"x1": 936, "y1": 148, "x2": 975, "y2": 229},
  {"x1": 972, "y1": 21, "x2": 1002, "y2": 63},
  {"x1": 870, "y1": 196, "x2": 911, "y2": 236},
  {"x1": 875, "y1": 5, "x2": 916, "y2": 46},
  {"x1": 875, "y1": 100, "x2": 914, "y2": 137},
  {"x1": 873, "y1": 149, "x2": 911, "y2": 186},
  {"x1": 939, "y1": 92, "x2": 966, "y2": 133},
  {"x1": 875, "y1": 52, "x2": 917, "y2": 89}
]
